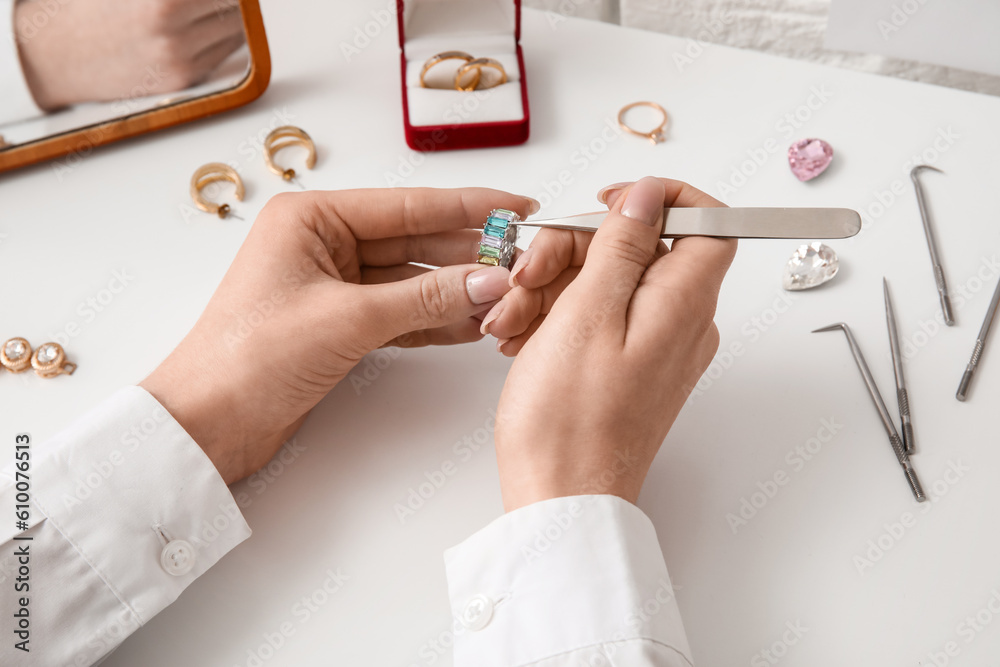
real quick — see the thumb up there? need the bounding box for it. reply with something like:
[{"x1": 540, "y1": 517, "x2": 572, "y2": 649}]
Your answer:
[
  {"x1": 574, "y1": 176, "x2": 665, "y2": 304},
  {"x1": 358, "y1": 264, "x2": 512, "y2": 347}
]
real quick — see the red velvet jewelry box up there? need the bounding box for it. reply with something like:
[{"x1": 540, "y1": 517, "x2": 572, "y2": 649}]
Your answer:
[{"x1": 396, "y1": 0, "x2": 530, "y2": 151}]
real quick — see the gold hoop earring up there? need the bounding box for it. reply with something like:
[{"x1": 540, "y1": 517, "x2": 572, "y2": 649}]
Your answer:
[
  {"x1": 263, "y1": 126, "x2": 316, "y2": 188},
  {"x1": 1, "y1": 337, "x2": 32, "y2": 373},
  {"x1": 190, "y1": 163, "x2": 245, "y2": 219}
]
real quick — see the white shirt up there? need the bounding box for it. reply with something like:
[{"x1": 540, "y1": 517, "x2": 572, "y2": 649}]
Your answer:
[
  {"x1": 0, "y1": 387, "x2": 693, "y2": 666},
  {"x1": 0, "y1": 0, "x2": 43, "y2": 127}
]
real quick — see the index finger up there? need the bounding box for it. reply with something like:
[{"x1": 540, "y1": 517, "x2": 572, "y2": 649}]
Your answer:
[{"x1": 298, "y1": 187, "x2": 539, "y2": 241}]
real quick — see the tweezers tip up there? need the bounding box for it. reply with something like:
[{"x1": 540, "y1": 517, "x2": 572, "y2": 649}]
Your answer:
[{"x1": 811, "y1": 323, "x2": 845, "y2": 333}]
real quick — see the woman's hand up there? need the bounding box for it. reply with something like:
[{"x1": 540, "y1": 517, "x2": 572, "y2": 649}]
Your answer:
[
  {"x1": 141, "y1": 188, "x2": 536, "y2": 484},
  {"x1": 16, "y1": 0, "x2": 247, "y2": 110},
  {"x1": 490, "y1": 177, "x2": 737, "y2": 511}
]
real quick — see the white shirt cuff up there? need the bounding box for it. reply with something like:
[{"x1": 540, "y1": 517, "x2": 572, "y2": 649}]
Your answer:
[
  {"x1": 8, "y1": 386, "x2": 250, "y2": 663},
  {"x1": 0, "y1": 0, "x2": 44, "y2": 126},
  {"x1": 444, "y1": 495, "x2": 693, "y2": 666}
]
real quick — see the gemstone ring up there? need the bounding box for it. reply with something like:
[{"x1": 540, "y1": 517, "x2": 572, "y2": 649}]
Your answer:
[
  {"x1": 617, "y1": 101, "x2": 669, "y2": 145},
  {"x1": 476, "y1": 209, "x2": 519, "y2": 268}
]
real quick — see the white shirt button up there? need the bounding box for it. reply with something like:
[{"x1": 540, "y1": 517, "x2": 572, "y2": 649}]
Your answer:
[
  {"x1": 160, "y1": 540, "x2": 195, "y2": 576},
  {"x1": 461, "y1": 594, "x2": 494, "y2": 631}
]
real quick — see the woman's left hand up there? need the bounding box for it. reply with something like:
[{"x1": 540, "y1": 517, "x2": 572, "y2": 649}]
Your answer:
[{"x1": 141, "y1": 188, "x2": 536, "y2": 484}]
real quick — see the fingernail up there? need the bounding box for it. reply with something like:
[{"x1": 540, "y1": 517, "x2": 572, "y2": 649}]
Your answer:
[
  {"x1": 509, "y1": 246, "x2": 534, "y2": 286},
  {"x1": 523, "y1": 197, "x2": 541, "y2": 215},
  {"x1": 620, "y1": 177, "x2": 664, "y2": 227},
  {"x1": 597, "y1": 182, "x2": 632, "y2": 204},
  {"x1": 496, "y1": 337, "x2": 510, "y2": 353},
  {"x1": 480, "y1": 301, "x2": 505, "y2": 335},
  {"x1": 467, "y1": 267, "x2": 512, "y2": 305}
]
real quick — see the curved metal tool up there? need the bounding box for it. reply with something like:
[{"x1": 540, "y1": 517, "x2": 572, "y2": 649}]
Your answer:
[
  {"x1": 813, "y1": 322, "x2": 926, "y2": 502},
  {"x1": 517, "y1": 207, "x2": 861, "y2": 239},
  {"x1": 910, "y1": 165, "x2": 954, "y2": 325}
]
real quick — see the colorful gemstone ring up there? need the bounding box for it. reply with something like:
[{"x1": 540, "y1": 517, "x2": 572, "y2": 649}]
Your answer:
[{"x1": 476, "y1": 209, "x2": 519, "y2": 268}]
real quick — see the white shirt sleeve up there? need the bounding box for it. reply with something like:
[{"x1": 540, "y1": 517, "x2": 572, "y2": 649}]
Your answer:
[
  {"x1": 444, "y1": 494, "x2": 694, "y2": 667},
  {"x1": 0, "y1": 0, "x2": 44, "y2": 127},
  {"x1": 0, "y1": 386, "x2": 251, "y2": 666}
]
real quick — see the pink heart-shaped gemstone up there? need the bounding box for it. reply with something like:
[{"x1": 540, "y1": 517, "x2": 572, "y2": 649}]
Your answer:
[{"x1": 788, "y1": 138, "x2": 833, "y2": 182}]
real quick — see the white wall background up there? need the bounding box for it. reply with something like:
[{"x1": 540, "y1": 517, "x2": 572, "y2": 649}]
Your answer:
[{"x1": 524, "y1": 0, "x2": 1000, "y2": 95}]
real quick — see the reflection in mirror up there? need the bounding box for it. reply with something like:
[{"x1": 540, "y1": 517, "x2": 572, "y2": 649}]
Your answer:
[{"x1": 0, "y1": 0, "x2": 251, "y2": 150}]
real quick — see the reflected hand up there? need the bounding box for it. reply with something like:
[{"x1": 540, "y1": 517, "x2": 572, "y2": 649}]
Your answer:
[
  {"x1": 141, "y1": 188, "x2": 536, "y2": 484},
  {"x1": 15, "y1": 0, "x2": 247, "y2": 109},
  {"x1": 490, "y1": 177, "x2": 737, "y2": 511}
]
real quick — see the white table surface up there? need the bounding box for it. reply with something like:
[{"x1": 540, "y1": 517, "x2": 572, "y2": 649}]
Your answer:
[{"x1": 3, "y1": 2, "x2": 1000, "y2": 665}]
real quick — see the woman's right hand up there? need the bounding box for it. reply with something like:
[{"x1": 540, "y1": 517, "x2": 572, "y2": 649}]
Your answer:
[{"x1": 490, "y1": 177, "x2": 737, "y2": 511}]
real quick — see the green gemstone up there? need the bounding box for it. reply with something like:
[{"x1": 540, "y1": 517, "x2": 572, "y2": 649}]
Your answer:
[{"x1": 478, "y1": 246, "x2": 500, "y2": 258}]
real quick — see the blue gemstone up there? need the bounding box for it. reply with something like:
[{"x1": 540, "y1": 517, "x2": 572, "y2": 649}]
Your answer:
[
  {"x1": 484, "y1": 225, "x2": 505, "y2": 238},
  {"x1": 486, "y1": 216, "x2": 509, "y2": 229}
]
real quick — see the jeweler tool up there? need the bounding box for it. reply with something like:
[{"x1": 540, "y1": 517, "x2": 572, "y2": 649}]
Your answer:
[
  {"x1": 957, "y1": 271, "x2": 1000, "y2": 401},
  {"x1": 813, "y1": 322, "x2": 926, "y2": 502},
  {"x1": 910, "y1": 165, "x2": 954, "y2": 325},
  {"x1": 516, "y1": 207, "x2": 861, "y2": 239},
  {"x1": 883, "y1": 278, "x2": 915, "y2": 453}
]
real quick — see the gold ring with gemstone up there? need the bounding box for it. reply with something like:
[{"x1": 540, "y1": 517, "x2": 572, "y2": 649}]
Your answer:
[
  {"x1": 476, "y1": 209, "x2": 519, "y2": 268},
  {"x1": 1, "y1": 337, "x2": 32, "y2": 373},
  {"x1": 31, "y1": 342, "x2": 76, "y2": 378},
  {"x1": 617, "y1": 101, "x2": 669, "y2": 145},
  {"x1": 455, "y1": 58, "x2": 507, "y2": 92},
  {"x1": 420, "y1": 51, "x2": 481, "y2": 89}
]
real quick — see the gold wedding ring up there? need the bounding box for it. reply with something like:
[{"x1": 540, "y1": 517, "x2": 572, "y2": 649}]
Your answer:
[
  {"x1": 420, "y1": 51, "x2": 480, "y2": 89},
  {"x1": 617, "y1": 101, "x2": 669, "y2": 145},
  {"x1": 455, "y1": 58, "x2": 507, "y2": 92}
]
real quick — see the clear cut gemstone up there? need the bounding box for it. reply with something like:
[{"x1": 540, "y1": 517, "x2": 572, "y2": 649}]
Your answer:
[
  {"x1": 783, "y1": 243, "x2": 839, "y2": 291},
  {"x1": 4, "y1": 339, "x2": 27, "y2": 361},
  {"x1": 36, "y1": 344, "x2": 60, "y2": 363}
]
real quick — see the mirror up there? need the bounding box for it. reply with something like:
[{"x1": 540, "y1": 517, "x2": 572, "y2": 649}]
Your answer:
[{"x1": 0, "y1": 0, "x2": 270, "y2": 173}]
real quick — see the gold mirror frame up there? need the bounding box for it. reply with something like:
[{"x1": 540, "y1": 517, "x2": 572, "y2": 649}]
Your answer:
[{"x1": 0, "y1": 0, "x2": 270, "y2": 174}]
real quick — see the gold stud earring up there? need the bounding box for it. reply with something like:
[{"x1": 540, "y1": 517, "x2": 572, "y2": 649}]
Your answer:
[
  {"x1": 31, "y1": 342, "x2": 76, "y2": 378},
  {"x1": 190, "y1": 163, "x2": 246, "y2": 219},
  {"x1": 263, "y1": 126, "x2": 316, "y2": 189},
  {"x1": 1, "y1": 337, "x2": 32, "y2": 373}
]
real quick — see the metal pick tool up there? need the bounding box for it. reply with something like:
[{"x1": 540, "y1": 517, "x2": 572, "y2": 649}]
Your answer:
[
  {"x1": 516, "y1": 207, "x2": 861, "y2": 239},
  {"x1": 910, "y1": 165, "x2": 954, "y2": 325},
  {"x1": 883, "y1": 278, "x2": 915, "y2": 453},
  {"x1": 957, "y1": 271, "x2": 1000, "y2": 401},
  {"x1": 813, "y1": 322, "x2": 926, "y2": 502}
]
